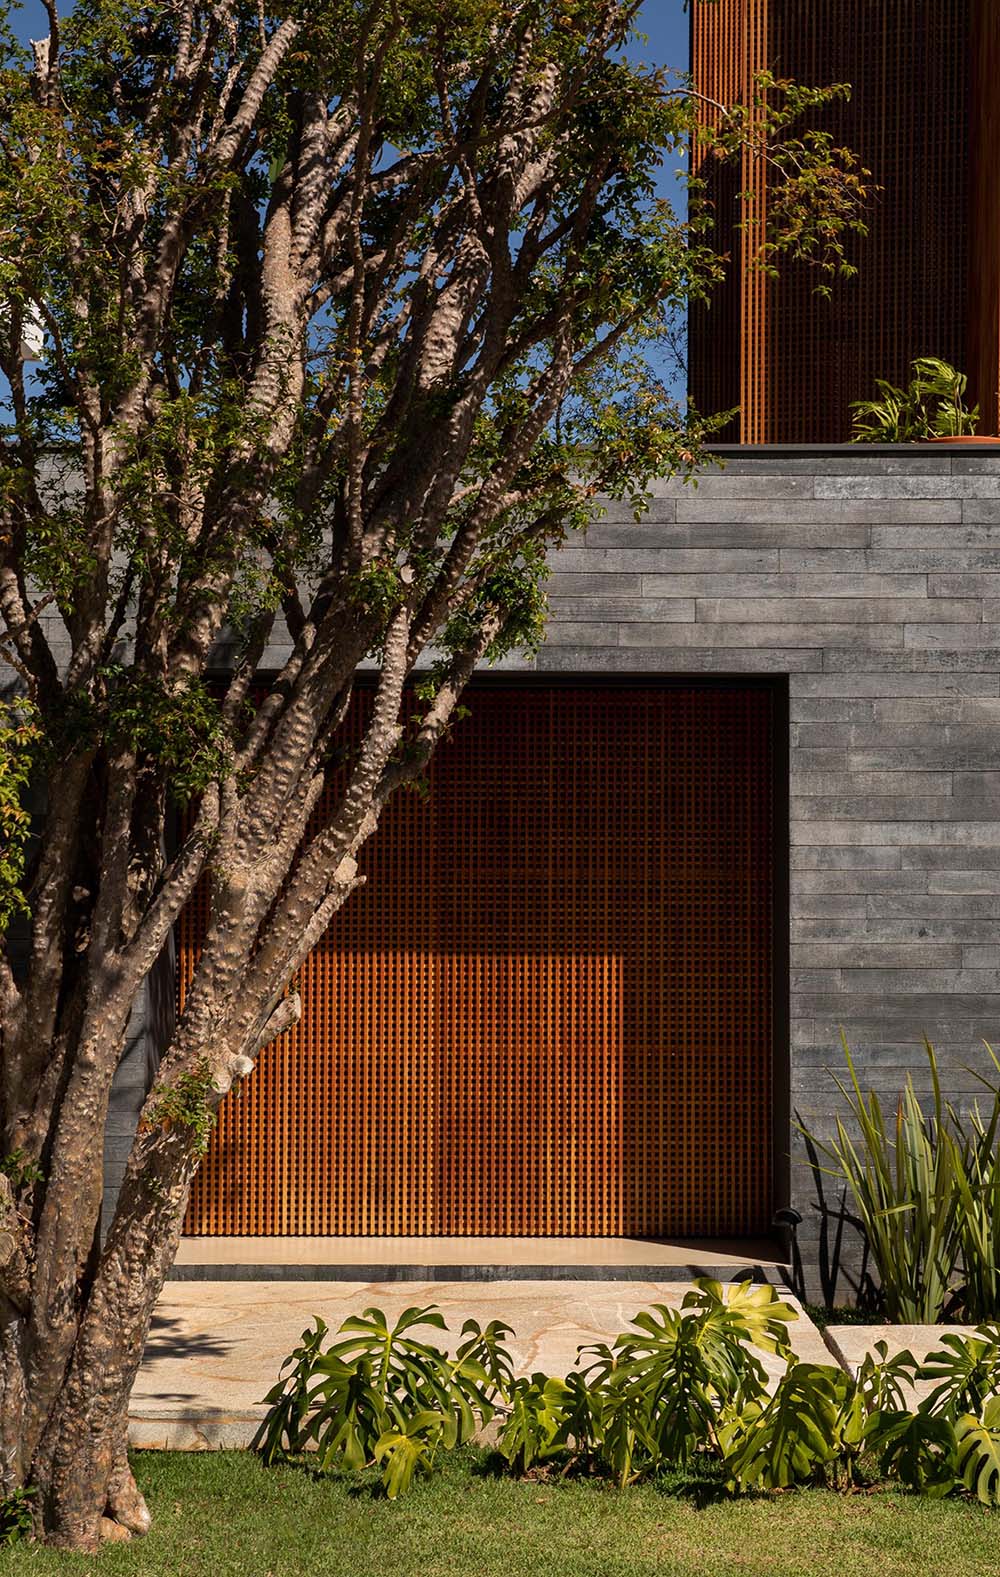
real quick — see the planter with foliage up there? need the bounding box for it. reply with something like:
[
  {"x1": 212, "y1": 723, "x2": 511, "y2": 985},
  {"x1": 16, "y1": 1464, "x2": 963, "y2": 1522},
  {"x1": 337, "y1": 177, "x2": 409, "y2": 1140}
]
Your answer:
[
  {"x1": 800, "y1": 1039, "x2": 1000, "y2": 1325},
  {"x1": 850, "y1": 358, "x2": 990, "y2": 442},
  {"x1": 253, "y1": 1282, "x2": 1000, "y2": 1508}
]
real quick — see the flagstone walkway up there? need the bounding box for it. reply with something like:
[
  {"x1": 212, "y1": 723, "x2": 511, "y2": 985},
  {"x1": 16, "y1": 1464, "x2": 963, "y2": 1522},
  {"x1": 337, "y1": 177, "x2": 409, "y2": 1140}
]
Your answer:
[{"x1": 129, "y1": 1278, "x2": 834, "y2": 1449}]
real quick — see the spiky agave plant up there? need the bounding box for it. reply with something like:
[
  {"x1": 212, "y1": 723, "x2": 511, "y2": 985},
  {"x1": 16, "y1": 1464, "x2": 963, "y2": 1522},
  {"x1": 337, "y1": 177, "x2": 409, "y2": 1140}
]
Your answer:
[
  {"x1": 801, "y1": 1036, "x2": 962, "y2": 1323},
  {"x1": 946, "y1": 1046, "x2": 1000, "y2": 1322}
]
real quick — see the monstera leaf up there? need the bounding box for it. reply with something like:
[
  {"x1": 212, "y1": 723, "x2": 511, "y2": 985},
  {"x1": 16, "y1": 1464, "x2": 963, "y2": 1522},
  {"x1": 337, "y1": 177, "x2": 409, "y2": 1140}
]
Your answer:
[
  {"x1": 865, "y1": 1408, "x2": 958, "y2": 1498},
  {"x1": 319, "y1": 1304, "x2": 451, "y2": 1396},
  {"x1": 253, "y1": 1304, "x2": 516, "y2": 1491},
  {"x1": 252, "y1": 1317, "x2": 331, "y2": 1462},
  {"x1": 956, "y1": 1397, "x2": 1000, "y2": 1506},
  {"x1": 497, "y1": 1375, "x2": 572, "y2": 1472},
  {"x1": 374, "y1": 1412, "x2": 444, "y2": 1500},
  {"x1": 856, "y1": 1341, "x2": 919, "y2": 1415},
  {"x1": 305, "y1": 1356, "x2": 388, "y2": 1472},
  {"x1": 450, "y1": 1317, "x2": 516, "y2": 1431},
  {"x1": 920, "y1": 1327, "x2": 1000, "y2": 1419},
  {"x1": 682, "y1": 1278, "x2": 798, "y2": 1357},
  {"x1": 723, "y1": 1363, "x2": 848, "y2": 1491}
]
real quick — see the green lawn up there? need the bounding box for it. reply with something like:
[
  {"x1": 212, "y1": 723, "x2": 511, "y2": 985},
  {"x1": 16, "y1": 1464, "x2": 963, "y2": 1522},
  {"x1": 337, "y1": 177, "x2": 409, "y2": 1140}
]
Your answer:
[{"x1": 4, "y1": 1451, "x2": 999, "y2": 1577}]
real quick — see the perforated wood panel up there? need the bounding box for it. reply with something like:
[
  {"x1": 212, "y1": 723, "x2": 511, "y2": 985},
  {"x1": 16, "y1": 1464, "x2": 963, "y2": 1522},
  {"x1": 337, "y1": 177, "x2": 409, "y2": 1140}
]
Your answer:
[
  {"x1": 689, "y1": 0, "x2": 972, "y2": 443},
  {"x1": 183, "y1": 686, "x2": 776, "y2": 1238},
  {"x1": 969, "y1": 0, "x2": 1000, "y2": 434}
]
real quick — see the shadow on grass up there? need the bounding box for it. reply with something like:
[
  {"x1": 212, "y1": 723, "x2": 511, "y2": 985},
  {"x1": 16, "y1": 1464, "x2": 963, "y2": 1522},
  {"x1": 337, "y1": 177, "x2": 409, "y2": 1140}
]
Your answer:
[
  {"x1": 253, "y1": 1442, "x2": 755, "y2": 1510},
  {"x1": 468, "y1": 1448, "x2": 734, "y2": 1508}
]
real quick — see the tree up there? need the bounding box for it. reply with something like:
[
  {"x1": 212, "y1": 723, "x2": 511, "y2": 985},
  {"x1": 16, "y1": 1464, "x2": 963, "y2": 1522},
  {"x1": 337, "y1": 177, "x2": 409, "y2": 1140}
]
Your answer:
[{"x1": 0, "y1": 0, "x2": 869, "y2": 1549}]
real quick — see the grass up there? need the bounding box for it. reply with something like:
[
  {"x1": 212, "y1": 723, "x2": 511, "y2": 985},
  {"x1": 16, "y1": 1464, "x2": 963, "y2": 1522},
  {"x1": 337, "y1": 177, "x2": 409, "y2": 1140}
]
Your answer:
[
  {"x1": 3, "y1": 1451, "x2": 999, "y2": 1577},
  {"x1": 804, "y1": 1304, "x2": 887, "y2": 1332}
]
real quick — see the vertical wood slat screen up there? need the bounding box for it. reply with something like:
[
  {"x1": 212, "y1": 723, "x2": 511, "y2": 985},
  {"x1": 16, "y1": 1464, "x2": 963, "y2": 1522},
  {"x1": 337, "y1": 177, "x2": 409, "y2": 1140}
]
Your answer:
[
  {"x1": 766, "y1": 0, "x2": 969, "y2": 446},
  {"x1": 689, "y1": 0, "x2": 971, "y2": 444},
  {"x1": 183, "y1": 686, "x2": 775, "y2": 1238},
  {"x1": 969, "y1": 0, "x2": 1000, "y2": 433}
]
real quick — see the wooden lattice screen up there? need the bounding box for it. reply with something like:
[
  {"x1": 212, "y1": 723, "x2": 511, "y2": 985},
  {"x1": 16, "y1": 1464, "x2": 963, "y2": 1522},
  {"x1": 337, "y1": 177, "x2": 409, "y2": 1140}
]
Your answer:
[
  {"x1": 182, "y1": 685, "x2": 775, "y2": 1238},
  {"x1": 689, "y1": 0, "x2": 972, "y2": 443}
]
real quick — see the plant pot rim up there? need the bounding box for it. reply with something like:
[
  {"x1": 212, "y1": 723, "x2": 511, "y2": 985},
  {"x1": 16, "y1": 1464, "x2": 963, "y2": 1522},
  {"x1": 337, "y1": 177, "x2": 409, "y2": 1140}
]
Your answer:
[{"x1": 926, "y1": 435, "x2": 1000, "y2": 444}]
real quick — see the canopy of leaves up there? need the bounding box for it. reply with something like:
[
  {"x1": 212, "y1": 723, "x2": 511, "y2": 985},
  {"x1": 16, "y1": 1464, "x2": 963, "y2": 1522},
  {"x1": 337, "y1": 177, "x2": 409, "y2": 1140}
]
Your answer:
[{"x1": 0, "y1": 2, "x2": 871, "y2": 784}]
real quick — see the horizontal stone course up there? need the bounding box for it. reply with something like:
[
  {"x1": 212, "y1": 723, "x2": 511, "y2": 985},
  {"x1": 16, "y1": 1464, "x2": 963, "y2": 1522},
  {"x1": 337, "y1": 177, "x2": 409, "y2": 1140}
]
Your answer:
[
  {"x1": 584, "y1": 523, "x2": 871, "y2": 548},
  {"x1": 701, "y1": 596, "x2": 979, "y2": 624},
  {"x1": 546, "y1": 597, "x2": 695, "y2": 622},
  {"x1": 790, "y1": 819, "x2": 1000, "y2": 845},
  {"x1": 820, "y1": 648, "x2": 1000, "y2": 673},
  {"x1": 818, "y1": 475, "x2": 1000, "y2": 499},
  {"x1": 793, "y1": 869, "x2": 929, "y2": 894},
  {"x1": 652, "y1": 473, "x2": 815, "y2": 498},
  {"x1": 790, "y1": 845, "x2": 903, "y2": 868},
  {"x1": 793, "y1": 722, "x2": 1000, "y2": 748},
  {"x1": 621, "y1": 622, "x2": 905, "y2": 649},
  {"x1": 676, "y1": 498, "x2": 963, "y2": 524},
  {"x1": 789, "y1": 769, "x2": 953, "y2": 793},
  {"x1": 927, "y1": 870, "x2": 1000, "y2": 894},
  {"x1": 790, "y1": 796, "x2": 986, "y2": 822},
  {"x1": 903, "y1": 845, "x2": 1000, "y2": 868},
  {"x1": 793, "y1": 673, "x2": 997, "y2": 696},
  {"x1": 554, "y1": 546, "x2": 781, "y2": 572},
  {"x1": 795, "y1": 917, "x2": 997, "y2": 942},
  {"x1": 868, "y1": 893, "x2": 1000, "y2": 918},
  {"x1": 521, "y1": 645, "x2": 824, "y2": 672}
]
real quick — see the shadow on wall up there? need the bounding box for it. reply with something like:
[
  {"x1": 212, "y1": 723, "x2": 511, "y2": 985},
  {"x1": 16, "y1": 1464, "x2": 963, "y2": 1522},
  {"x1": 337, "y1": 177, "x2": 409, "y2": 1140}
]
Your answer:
[{"x1": 790, "y1": 1120, "x2": 878, "y2": 1314}]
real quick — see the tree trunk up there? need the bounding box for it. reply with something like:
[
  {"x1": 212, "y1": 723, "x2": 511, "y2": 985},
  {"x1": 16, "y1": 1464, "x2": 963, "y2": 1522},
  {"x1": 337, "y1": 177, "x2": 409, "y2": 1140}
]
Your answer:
[
  {"x1": 0, "y1": 986, "x2": 213, "y2": 1552},
  {"x1": 0, "y1": 1309, "x2": 145, "y2": 1550},
  {"x1": 8, "y1": 1176, "x2": 195, "y2": 1548}
]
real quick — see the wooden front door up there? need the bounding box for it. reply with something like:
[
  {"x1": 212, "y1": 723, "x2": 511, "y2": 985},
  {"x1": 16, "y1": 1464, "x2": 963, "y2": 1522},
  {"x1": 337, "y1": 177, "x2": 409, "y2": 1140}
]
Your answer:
[{"x1": 183, "y1": 685, "x2": 776, "y2": 1238}]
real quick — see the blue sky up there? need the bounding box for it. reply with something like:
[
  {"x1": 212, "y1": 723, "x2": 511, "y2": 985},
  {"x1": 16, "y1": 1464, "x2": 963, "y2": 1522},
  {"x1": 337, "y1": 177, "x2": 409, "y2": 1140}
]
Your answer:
[
  {"x1": 635, "y1": 1, "x2": 690, "y2": 74},
  {"x1": 12, "y1": 2, "x2": 691, "y2": 70},
  {"x1": 8, "y1": 2, "x2": 695, "y2": 394}
]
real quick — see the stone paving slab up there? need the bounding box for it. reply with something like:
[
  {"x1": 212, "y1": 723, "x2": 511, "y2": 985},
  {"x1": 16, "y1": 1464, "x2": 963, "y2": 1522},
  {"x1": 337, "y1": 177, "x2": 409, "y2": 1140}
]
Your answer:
[
  {"x1": 130, "y1": 1279, "x2": 830, "y2": 1450},
  {"x1": 825, "y1": 1324, "x2": 981, "y2": 1406}
]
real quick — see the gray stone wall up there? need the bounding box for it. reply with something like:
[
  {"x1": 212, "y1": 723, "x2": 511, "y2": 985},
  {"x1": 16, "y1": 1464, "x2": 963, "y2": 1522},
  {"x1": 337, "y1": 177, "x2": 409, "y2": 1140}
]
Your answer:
[
  {"x1": 102, "y1": 937, "x2": 174, "y2": 1234},
  {"x1": 506, "y1": 445, "x2": 1000, "y2": 1298}
]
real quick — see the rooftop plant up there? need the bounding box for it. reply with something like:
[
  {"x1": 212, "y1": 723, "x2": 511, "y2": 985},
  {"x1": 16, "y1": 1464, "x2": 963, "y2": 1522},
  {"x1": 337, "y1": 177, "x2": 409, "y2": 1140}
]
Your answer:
[{"x1": 850, "y1": 357, "x2": 980, "y2": 441}]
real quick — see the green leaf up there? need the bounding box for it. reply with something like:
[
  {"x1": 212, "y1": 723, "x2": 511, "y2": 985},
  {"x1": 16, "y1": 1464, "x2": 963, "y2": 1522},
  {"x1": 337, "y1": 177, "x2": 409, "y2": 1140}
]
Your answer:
[
  {"x1": 374, "y1": 1412, "x2": 443, "y2": 1499},
  {"x1": 723, "y1": 1363, "x2": 849, "y2": 1491},
  {"x1": 956, "y1": 1397, "x2": 1000, "y2": 1505},
  {"x1": 255, "y1": 1303, "x2": 512, "y2": 1476},
  {"x1": 497, "y1": 1375, "x2": 572, "y2": 1472},
  {"x1": 851, "y1": 358, "x2": 979, "y2": 442},
  {"x1": 866, "y1": 1408, "x2": 958, "y2": 1497},
  {"x1": 920, "y1": 1328, "x2": 1000, "y2": 1418},
  {"x1": 798, "y1": 1036, "x2": 964, "y2": 1323}
]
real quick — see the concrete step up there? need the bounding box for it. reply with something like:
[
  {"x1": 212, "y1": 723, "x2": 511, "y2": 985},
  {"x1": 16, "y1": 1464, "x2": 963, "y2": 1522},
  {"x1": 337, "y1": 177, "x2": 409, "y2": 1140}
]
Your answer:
[{"x1": 171, "y1": 1234, "x2": 789, "y2": 1283}]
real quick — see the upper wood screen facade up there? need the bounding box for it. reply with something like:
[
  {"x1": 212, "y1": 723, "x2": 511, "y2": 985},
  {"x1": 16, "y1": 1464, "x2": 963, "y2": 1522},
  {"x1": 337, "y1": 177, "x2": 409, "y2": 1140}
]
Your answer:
[
  {"x1": 183, "y1": 685, "x2": 776, "y2": 1238},
  {"x1": 689, "y1": 0, "x2": 980, "y2": 441}
]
